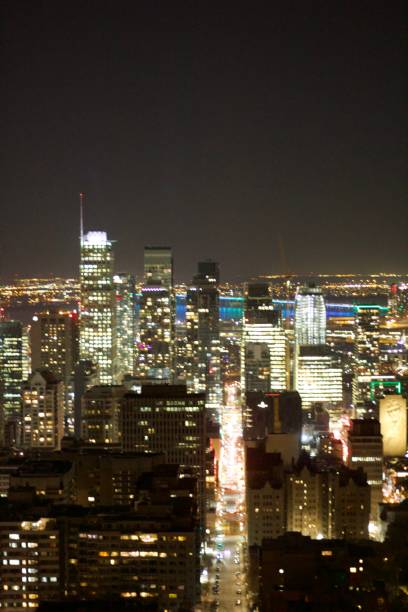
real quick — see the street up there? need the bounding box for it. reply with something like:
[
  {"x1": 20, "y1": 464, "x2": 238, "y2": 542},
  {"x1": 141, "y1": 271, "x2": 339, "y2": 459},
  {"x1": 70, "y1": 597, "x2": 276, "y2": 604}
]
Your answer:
[{"x1": 197, "y1": 382, "x2": 249, "y2": 611}]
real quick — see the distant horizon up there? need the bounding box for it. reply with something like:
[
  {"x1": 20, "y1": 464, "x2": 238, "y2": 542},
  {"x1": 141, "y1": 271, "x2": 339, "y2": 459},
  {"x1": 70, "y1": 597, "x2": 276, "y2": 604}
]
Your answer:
[{"x1": 2, "y1": 270, "x2": 408, "y2": 284}]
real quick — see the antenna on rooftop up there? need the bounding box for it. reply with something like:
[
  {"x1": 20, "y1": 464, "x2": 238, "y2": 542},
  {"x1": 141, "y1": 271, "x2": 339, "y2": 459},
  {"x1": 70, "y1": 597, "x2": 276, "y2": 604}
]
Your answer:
[{"x1": 79, "y1": 192, "x2": 85, "y2": 243}]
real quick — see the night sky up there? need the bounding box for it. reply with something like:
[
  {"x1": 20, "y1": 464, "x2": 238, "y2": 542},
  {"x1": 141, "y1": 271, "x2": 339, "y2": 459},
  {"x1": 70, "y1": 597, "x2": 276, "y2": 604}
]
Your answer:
[{"x1": 0, "y1": 1, "x2": 406, "y2": 282}]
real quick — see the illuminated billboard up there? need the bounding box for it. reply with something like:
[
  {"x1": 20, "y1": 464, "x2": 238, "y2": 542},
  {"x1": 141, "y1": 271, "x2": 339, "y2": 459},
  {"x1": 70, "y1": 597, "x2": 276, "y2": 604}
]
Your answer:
[{"x1": 379, "y1": 395, "x2": 407, "y2": 457}]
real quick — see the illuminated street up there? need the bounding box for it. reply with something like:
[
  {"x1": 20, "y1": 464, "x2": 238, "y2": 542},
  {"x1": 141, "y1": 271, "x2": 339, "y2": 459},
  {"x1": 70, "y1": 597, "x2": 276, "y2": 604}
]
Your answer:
[{"x1": 197, "y1": 383, "x2": 249, "y2": 611}]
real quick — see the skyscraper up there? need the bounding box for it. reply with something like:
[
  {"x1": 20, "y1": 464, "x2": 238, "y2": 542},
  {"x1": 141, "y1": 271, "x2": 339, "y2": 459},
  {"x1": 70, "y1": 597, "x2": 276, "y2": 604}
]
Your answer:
[
  {"x1": 113, "y1": 273, "x2": 136, "y2": 383},
  {"x1": 241, "y1": 283, "x2": 289, "y2": 394},
  {"x1": 185, "y1": 261, "x2": 222, "y2": 418},
  {"x1": 137, "y1": 247, "x2": 175, "y2": 382},
  {"x1": 0, "y1": 320, "x2": 30, "y2": 420},
  {"x1": 295, "y1": 346, "x2": 343, "y2": 411},
  {"x1": 294, "y1": 284, "x2": 326, "y2": 346},
  {"x1": 353, "y1": 305, "x2": 386, "y2": 404},
  {"x1": 120, "y1": 384, "x2": 206, "y2": 525},
  {"x1": 79, "y1": 231, "x2": 115, "y2": 384},
  {"x1": 31, "y1": 310, "x2": 79, "y2": 385},
  {"x1": 144, "y1": 245, "x2": 173, "y2": 286}
]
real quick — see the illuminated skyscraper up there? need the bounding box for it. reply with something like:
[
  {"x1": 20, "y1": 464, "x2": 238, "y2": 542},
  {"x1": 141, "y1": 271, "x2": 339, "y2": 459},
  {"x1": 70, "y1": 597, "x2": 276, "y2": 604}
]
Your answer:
[
  {"x1": 241, "y1": 284, "x2": 289, "y2": 394},
  {"x1": 79, "y1": 231, "x2": 115, "y2": 384},
  {"x1": 295, "y1": 346, "x2": 343, "y2": 411},
  {"x1": 295, "y1": 284, "x2": 326, "y2": 346},
  {"x1": 137, "y1": 247, "x2": 175, "y2": 381},
  {"x1": 186, "y1": 261, "x2": 222, "y2": 418},
  {"x1": 113, "y1": 273, "x2": 136, "y2": 382},
  {"x1": 0, "y1": 321, "x2": 30, "y2": 420},
  {"x1": 352, "y1": 305, "x2": 386, "y2": 404}
]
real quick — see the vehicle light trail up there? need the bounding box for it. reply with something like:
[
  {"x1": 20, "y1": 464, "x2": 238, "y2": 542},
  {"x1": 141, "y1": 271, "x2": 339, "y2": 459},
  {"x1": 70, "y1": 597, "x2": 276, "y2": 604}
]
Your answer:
[{"x1": 219, "y1": 382, "x2": 245, "y2": 522}]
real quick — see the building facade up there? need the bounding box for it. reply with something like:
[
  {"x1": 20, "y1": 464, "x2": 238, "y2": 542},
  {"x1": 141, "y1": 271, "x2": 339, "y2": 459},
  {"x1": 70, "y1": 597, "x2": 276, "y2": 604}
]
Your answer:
[
  {"x1": 22, "y1": 369, "x2": 64, "y2": 450},
  {"x1": 137, "y1": 247, "x2": 175, "y2": 382}
]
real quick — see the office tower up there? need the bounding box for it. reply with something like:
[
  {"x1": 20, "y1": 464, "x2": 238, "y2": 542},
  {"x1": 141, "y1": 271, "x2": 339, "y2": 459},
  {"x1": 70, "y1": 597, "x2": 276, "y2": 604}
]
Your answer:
[
  {"x1": 81, "y1": 384, "x2": 127, "y2": 445},
  {"x1": 137, "y1": 247, "x2": 175, "y2": 382},
  {"x1": 186, "y1": 261, "x2": 222, "y2": 417},
  {"x1": 379, "y1": 395, "x2": 407, "y2": 457},
  {"x1": 0, "y1": 321, "x2": 30, "y2": 420},
  {"x1": 144, "y1": 245, "x2": 173, "y2": 286},
  {"x1": 113, "y1": 273, "x2": 136, "y2": 383},
  {"x1": 295, "y1": 346, "x2": 343, "y2": 412},
  {"x1": 353, "y1": 305, "x2": 386, "y2": 404},
  {"x1": 120, "y1": 385, "x2": 206, "y2": 524},
  {"x1": 79, "y1": 230, "x2": 115, "y2": 384},
  {"x1": 241, "y1": 283, "x2": 289, "y2": 394},
  {"x1": 22, "y1": 369, "x2": 64, "y2": 450},
  {"x1": 295, "y1": 284, "x2": 326, "y2": 346},
  {"x1": 348, "y1": 418, "x2": 383, "y2": 520},
  {"x1": 243, "y1": 390, "x2": 302, "y2": 440}
]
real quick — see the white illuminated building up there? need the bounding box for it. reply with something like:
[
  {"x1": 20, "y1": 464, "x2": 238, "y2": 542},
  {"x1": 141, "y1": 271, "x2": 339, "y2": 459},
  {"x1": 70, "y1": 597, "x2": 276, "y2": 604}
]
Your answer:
[
  {"x1": 295, "y1": 348, "x2": 343, "y2": 411},
  {"x1": 295, "y1": 284, "x2": 326, "y2": 346},
  {"x1": 79, "y1": 230, "x2": 115, "y2": 384},
  {"x1": 241, "y1": 321, "x2": 289, "y2": 393}
]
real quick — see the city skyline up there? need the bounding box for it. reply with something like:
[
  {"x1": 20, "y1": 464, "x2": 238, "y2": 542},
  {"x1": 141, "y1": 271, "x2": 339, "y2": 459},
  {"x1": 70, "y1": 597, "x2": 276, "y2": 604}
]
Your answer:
[{"x1": 1, "y1": 2, "x2": 406, "y2": 281}]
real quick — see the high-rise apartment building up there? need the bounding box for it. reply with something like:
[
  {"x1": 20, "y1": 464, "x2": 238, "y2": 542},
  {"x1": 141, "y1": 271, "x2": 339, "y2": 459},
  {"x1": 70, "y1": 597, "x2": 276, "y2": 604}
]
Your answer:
[
  {"x1": 22, "y1": 369, "x2": 64, "y2": 450},
  {"x1": 137, "y1": 247, "x2": 175, "y2": 382},
  {"x1": 186, "y1": 261, "x2": 221, "y2": 418},
  {"x1": 246, "y1": 444, "x2": 370, "y2": 546},
  {"x1": 294, "y1": 284, "x2": 326, "y2": 347},
  {"x1": 113, "y1": 273, "x2": 136, "y2": 382},
  {"x1": 0, "y1": 321, "x2": 30, "y2": 420},
  {"x1": 241, "y1": 284, "x2": 289, "y2": 394},
  {"x1": 31, "y1": 309, "x2": 79, "y2": 433},
  {"x1": 0, "y1": 516, "x2": 61, "y2": 609},
  {"x1": 348, "y1": 418, "x2": 383, "y2": 520},
  {"x1": 30, "y1": 310, "x2": 79, "y2": 384},
  {"x1": 79, "y1": 231, "x2": 115, "y2": 384}
]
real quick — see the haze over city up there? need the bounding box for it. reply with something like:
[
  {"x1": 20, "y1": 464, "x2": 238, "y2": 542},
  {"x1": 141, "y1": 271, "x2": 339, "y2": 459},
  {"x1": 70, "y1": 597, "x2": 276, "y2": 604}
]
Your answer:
[{"x1": 1, "y1": 1, "x2": 406, "y2": 280}]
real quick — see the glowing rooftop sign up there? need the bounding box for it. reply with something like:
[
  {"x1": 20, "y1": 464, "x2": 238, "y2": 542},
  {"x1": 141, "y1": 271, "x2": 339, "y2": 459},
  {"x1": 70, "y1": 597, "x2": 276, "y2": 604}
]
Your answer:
[{"x1": 83, "y1": 231, "x2": 109, "y2": 246}]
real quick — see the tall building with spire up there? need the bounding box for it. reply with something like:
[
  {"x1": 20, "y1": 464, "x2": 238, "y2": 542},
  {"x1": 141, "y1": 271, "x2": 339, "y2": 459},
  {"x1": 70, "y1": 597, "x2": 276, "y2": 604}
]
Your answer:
[
  {"x1": 137, "y1": 247, "x2": 175, "y2": 381},
  {"x1": 79, "y1": 231, "x2": 115, "y2": 384}
]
